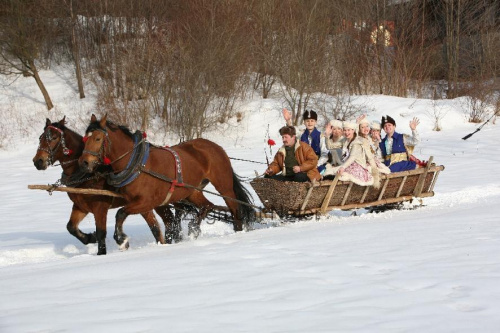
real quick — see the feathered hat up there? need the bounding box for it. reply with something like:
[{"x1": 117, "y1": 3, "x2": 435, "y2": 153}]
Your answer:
[
  {"x1": 302, "y1": 109, "x2": 318, "y2": 121},
  {"x1": 381, "y1": 115, "x2": 396, "y2": 128}
]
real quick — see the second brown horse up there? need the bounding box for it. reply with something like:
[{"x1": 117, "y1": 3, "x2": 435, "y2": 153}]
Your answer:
[{"x1": 78, "y1": 114, "x2": 255, "y2": 246}]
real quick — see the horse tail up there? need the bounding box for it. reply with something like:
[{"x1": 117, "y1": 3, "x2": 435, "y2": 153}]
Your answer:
[{"x1": 232, "y1": 169, "x2": 256, "y2": 225}]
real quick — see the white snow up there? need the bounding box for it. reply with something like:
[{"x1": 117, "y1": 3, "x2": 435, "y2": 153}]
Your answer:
[{"x1": 1, "y1": 68, "x2": 499, "y2": 333}]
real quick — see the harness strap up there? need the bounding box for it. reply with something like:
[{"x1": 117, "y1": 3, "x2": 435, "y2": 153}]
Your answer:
[{"x1": 157, "y1": 147, "x2": 184, "y2": 206}]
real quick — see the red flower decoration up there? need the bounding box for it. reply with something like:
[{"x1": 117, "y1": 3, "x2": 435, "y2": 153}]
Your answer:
[
  {"x1": 142, "y1": 132, "x2": 147, "y2": 138},
  {"x1": 267, "y1": 139, "x2": 276, "y2": 146},
  {"x1": 82, "y1": 136, "x2": 88, "y2": 143},
  {"x1": 63, "y1": 148, "x2": 73, "y2": 156},
  {"x1": 103, "y1": 157, "x2": 111, "y2": 165}
]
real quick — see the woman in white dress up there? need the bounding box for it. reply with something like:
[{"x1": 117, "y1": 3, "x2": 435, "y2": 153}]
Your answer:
[{"x1": 323, "y1": 121, "x2": 387, "y2": 188}]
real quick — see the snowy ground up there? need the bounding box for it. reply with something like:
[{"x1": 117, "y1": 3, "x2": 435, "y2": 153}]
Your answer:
[{"x1": 1, "y1": 69, "x2": 499, "y2": 332}]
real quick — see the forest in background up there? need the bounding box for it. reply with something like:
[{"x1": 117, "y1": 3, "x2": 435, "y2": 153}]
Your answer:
[{"x1": 1, "y1": 0, "x2": 499, "y2": 139}]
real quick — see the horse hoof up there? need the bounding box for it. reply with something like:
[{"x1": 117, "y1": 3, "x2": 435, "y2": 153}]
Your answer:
[
  {"x1": 165, "y1": 233, "x2": 174, "y2": 244},
  {"x1": 119, "y1": 238, "x2": 129, "y2": 251},
  {"x1": 188, "y1": 228, "x2": 201, "y2": 239},
  {"x1": 97, "y1": 248, "x2": 107, "y2": 255}
]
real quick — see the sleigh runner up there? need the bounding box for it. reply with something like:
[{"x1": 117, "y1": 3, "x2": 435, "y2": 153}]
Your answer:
[{"x1": 250, "y1": 156, "x2": 444, "y2": 217}]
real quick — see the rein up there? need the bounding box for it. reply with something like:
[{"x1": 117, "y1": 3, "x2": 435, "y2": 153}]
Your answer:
[{"x1": 229, "y1": 157, "x2": 267, "y2": 165}]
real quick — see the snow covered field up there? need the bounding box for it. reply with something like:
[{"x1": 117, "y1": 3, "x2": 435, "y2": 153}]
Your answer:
[{"x1": 1, "y1": 69, "x2": 499, "y2": 332}]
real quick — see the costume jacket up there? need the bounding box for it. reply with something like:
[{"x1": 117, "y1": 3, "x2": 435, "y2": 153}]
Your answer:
[
  {"x1": 300, "y1": 128, "x2": 321, "y2": 157},
  {"x1": 268, "y1": 141, "x2": 321, "y2": 181},
  {"x1": 380, "y1": 132, "x2": 416, "y2": 172}
]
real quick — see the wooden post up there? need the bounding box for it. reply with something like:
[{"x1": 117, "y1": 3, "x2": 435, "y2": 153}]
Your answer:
[
  {"x1": 300, "y1": 183, "x2": 316, "y2": 212},
  {"x1": 413, "y1": 156, "x2": 434, "y2": 197},
  {"x1": 28, "y1": 184, "x2": 124, "y2": 198},
  {"x1": 377, "y1": 178, "x2": 389, "y2": 201},
  {"x1": 396, "y1": 175, "x2": 408, "y2": 197},
  {"x1": 429, "y1": 169, "x2": 441, "y2": 193},
  {"x1": 360, "y1": 186, "x2": 370, "y2": 203},
  {"x1": 320, "y1": 175, "x2": 340, "y2": 213},
  {"x1": 341, "y1": 182, "x2": 353, "y2": 206}
]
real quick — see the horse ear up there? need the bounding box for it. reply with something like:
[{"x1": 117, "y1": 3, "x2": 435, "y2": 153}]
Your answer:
[
  {"x1": 59, "y1": 116, "x2": 66, "y2": 126},
  {"x1": 45, "y1": 118, "x2": 51, "y2": 127},
  {"x1": 100, "y1": 114, "x2": 108, "y2": 129},
  {"x1": 91, "y1": 114, "x2": 97, "y2": 123}
]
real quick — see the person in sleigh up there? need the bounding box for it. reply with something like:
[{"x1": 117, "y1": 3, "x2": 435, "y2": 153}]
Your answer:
[
  {"x1": 380, "y1": 115, "x2": 427, "y2": 172},
  {"x1": 264, "y1": 126, "x2": 321, "y2": 183}
]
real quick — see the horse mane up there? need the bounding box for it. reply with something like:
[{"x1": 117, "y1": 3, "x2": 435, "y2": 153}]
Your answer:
[{"x1": 86, "y1": 120, "x2": 136, "y2": 139}]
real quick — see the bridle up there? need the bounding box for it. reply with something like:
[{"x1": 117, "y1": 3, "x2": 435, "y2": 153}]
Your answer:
[
  {"x1": 37, "y1": 125, "x2": 74, "y2": 166},
  {"x1": 82, "y1": 128, "x2": 112, "y2": 166},
  {"x1": 82, "y1": 126, "x2": 150, "y2": 173}
]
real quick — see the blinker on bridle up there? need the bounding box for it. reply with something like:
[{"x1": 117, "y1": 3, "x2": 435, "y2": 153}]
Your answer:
[
  {"x1": 82, "y1": 128, "x2": 112, "y2": 165},
  {"x1": 37, "y1": 125, "x2": 74, "y2": 165}
]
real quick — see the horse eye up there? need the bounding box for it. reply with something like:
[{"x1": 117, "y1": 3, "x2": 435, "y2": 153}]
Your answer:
[{"x1": 96, "y1": 137, "x2": 101, "y2": 142}]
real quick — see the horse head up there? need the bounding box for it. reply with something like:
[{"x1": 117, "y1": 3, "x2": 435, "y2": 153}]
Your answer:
[
  {"x1": 79, "y1": 114, "x2": 110, "y2": 173},
  {"x1": 33, "y1": 116, "x2": 73, "y2": 170}
]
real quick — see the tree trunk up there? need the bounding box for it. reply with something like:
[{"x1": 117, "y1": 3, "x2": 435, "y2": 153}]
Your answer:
[
  {"x1": 29, "y1": 59, "x2": 54, "y2": 110},
  {"x1": 70, "y1": 0, "x2": 85, "y2": 99}
]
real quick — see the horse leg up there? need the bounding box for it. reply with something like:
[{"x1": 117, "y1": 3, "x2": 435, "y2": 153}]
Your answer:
[
  {"x1": 156, "y1": 205, "x2": 184, "y2": 244},
  {"x1": 92, "y1": 205, "x2": 109, "y2": 255},
  {"x1": 114, "y1": 207, "x2": 130, "y2": 250},
  {"x1": 140, "y1": 210, "x2": 165, "y2": 244},
  {"x1": 186, "y1": 192, "x2": 214, "y2": 239},
  {"x1": 66, "y1": 205, "x2": 96, "y2": 244},
  {"x1": 172, "y1": 206, "x2": 184, "y2": 242}
]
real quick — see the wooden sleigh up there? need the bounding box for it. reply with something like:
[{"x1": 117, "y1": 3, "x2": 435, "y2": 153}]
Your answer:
[{"x1": 250, "y1": 156, "x2": 444, "y2": 217}]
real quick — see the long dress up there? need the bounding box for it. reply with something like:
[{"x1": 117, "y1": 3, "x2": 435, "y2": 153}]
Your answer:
[{"x1": 323, "y1": 136, "x2": 387, "y2": 188}]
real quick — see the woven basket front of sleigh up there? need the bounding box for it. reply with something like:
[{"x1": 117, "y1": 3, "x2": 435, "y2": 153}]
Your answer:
[{"x1": 250, "y1": 177, "x2": 311, "y2": 212}]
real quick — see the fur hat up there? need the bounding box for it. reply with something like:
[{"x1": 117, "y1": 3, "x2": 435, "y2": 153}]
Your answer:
[
  {"x1": 358, "y1": 117, "x2": 370, "y2": 126},
  {"x1": 329, "y1": 119, "x2": 343, "y2": 129},
  {"x1": 371, "y1": 121, "x2": 381, "y2": 131},
  {"x1": 381, "y1": 115, "x2": 396, "y2": 127},
  {"x1": 343, "y1": 121, "x2": 357, "y2": 130},
  {"x1": 302, "y1": 110, "x2": 318, "y2": 121},
  {"x1": 279, "y1": 125, "x2": 296, "y2": 137}
]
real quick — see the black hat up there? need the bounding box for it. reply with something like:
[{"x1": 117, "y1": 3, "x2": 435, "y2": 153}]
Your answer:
[
  {"x1": 302, "y1": 109, "x2": 318, "y2": 121},
  {"x1": 381, "y1": 115, "x2": 396, "y2": 127}
]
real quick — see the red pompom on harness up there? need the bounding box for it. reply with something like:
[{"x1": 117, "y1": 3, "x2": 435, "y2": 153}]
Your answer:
[{"x1": 63, "y1": 148, "x2": 73, "y2": 156}]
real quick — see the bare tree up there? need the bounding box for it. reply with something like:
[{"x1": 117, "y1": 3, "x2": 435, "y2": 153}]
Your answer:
[
  {"x1": 64, "y1": 0, "x2": 85, "y2": 98},
  {"x1": 0, "y1": 0, "x2": 54, "y2": 109},
  {"x1": 272, "y1": 0, "x2": 336, "y2": 125}
]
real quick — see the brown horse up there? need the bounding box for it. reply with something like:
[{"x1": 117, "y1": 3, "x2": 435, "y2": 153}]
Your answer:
[
  {"x1": 32, "y1": 117, "x2": 180, "y2": 255},
  {"x1": 78, "y1": 114, "x2": 255, "y2": 243}
]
